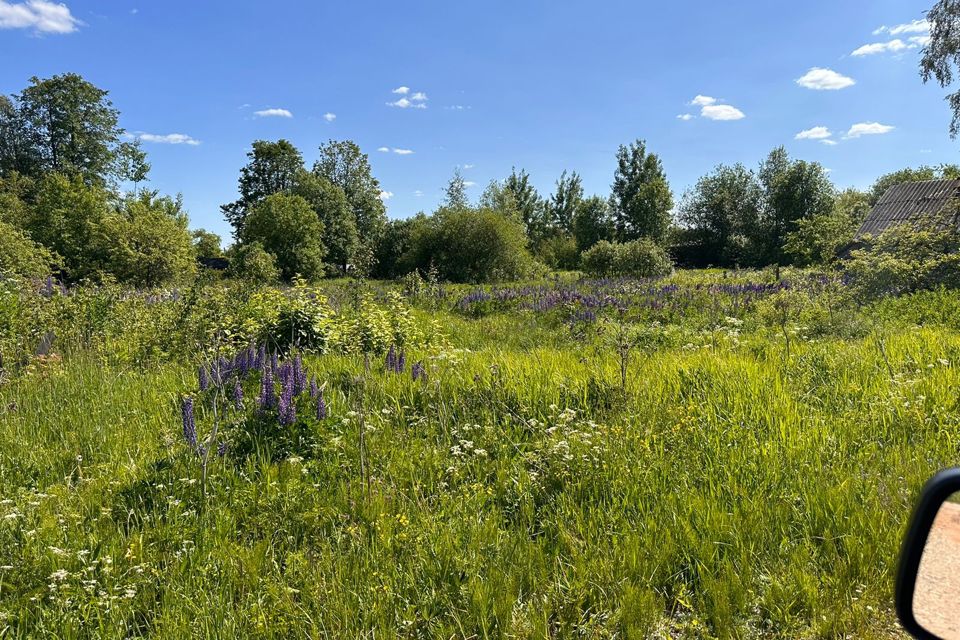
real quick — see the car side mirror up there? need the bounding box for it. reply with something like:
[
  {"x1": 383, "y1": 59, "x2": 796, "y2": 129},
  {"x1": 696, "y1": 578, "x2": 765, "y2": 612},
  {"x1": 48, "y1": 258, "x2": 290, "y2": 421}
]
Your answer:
[{"x1": 897, "y1": 468, "x2": 960, "y2": 639}]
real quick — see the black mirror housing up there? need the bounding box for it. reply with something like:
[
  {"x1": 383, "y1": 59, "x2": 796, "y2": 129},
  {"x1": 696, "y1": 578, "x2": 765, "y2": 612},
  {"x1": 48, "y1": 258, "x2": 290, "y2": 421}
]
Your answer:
[{"x1": 896, "y1": 468, "x2": 960, "y2": 639}]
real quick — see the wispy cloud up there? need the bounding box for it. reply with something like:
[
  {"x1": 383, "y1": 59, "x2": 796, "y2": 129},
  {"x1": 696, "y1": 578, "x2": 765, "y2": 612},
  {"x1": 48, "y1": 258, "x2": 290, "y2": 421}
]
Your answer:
[
  {"x1": 820, "y1": 139, "x2": 838, "y2": 146},
  {"x1": 796, "y1": 67, "x2": 855, "y2": 90},
  {"x1": 323, "y1": 112, "x2": 336, "y2": 122},
  {"x1": 254, "y1": 108, "x2": 293, "y2": 118},
  {"x1": 795, "y1": 126, "x2": 832, "y2": 140},
  {"x1": 683, "y1": 95, "x2": 745, "y2": 121},
  {"x1": 379, "y1": 190, "x2": 394, "y2": 200},
  {"x1": 874, "y1": 19, "x2": 929, "y2": 36},
  {"x1": 0, "y1": 0, "x2": 81, "y2": 34},
  {"x1": 844, "y1": 122, "x2": 895, "y2": 139},
  {"x1": 462, "y1": 164, "x2": 475, "y2": 169},
  {"x1": 392, "y1": 86, "x2": 410, "y2": 95},
  {"x1": 125, "y1": 132, "x2": 201, "y2": 146},
  {"x1": 413, "y1": 190, "x2": 424, "y2": 197},
  {"x1": 851, "y1": 39, "x2": 910, "y2": 56},
  {"x1": 446, "y1": 105, "x2": 471, "y2": 110},
  {"x1": 387, "y1": 97, "x2": 427, "y2": 109},
  {"x1": 410, "y1": 92, "x2": 428, "y2": 101},
  {"x1": 377, "y1": 147, "x2": 414, "y2": 155},
  {"x1": 463, "y1": 181, "x2": 477, "y2": 188}
]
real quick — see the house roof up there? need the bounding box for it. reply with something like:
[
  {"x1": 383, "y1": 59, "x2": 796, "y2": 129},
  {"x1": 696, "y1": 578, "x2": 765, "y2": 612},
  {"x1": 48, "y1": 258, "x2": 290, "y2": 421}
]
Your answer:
[{"x1": 856, "y1": 178, "x2": 960, "y2": 238}]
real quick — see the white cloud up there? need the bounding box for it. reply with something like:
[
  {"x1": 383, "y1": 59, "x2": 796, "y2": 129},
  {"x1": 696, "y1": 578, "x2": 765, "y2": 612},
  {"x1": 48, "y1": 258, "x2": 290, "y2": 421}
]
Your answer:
[
  {"x1": 0, "y1": 0, "x2": 81, "y2": 33},
  {"x1": 844, "y1": 122, "x2": 895, "y2": 139},
  {"x1": 462, "y1": 163, "x2": 475, "y2": 169},
  {"x1": 910, "y1": 35, "x2": 931, "y2": 47},
  {"x1": 446, "y1": 105, "x2": 470, "y2": 110},
  {"x1": 377, "y1": 147, "x2": 390, "y2": 152},
  {"x1": 130, "y1": 132, "x2": 201, "y2": 146},
  {"x1": 876, "y1": 19, "x2": 929, "y2": 36},
  {"x1": 410, "y1": 92, "x2": 428, "y2": 102},
  {"x1": 795, "y1": 126, "x2": 832, "y2": 140},
  {"x1": 379, "y1": 190, "x2": 394, "y2": 200},
  {"x1": 851, "y1": 39, "x2": 909, "y2": 56},
  {"x1": 254, "y1": 108, "x2": 293, "y2": 118},
  {"x1": 690, "y1": 95, "x2": 717, "y2": 107},
  {"x1": 796, "y1": 67, "x2": 855, "y2": 90},
  {"x1": 701, "y1": 104, "x2": 745, "y2": 121},
  {"x1": 387, "y1": 97, "x2": 427, "y2": 109},
  {"x1": 392, "y1": 86, "x2": 410, "y2": 95},
  {"x1": 323, "y1": 112, "x2": 336, "y2": 122},
  {"x1": 392, "y1": 148, "x2": 414, "y2": 155},
  {"x1": 820, "y1": 139, "x2": 838, "y2": 146},
  {"x1": 677, "y1": 113, "x2": 694, "y2": 121},
  {"x1": 413, "y1": 190, "x2": 424, "y2": 197},
  {"x1": 463, "y1": 181, "x2": 477, "y2": 188}
]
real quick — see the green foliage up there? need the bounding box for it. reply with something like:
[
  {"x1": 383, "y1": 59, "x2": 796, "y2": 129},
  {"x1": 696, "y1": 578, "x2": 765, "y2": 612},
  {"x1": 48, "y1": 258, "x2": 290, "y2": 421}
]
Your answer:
[
  {"x1": 192, "y1": 229, "x2": 223, "y2": 258},
  {"x1": 443, "y1": 168, "x2": 470, "y2": 209},
  {"x1": 582, "y1": 239, "x2": 673, "y2": 277},
  {"x1": 784, "y1": 189, "x2": 870, "y2": 267},
  {"x1": 922, "y1": 0, "x2": 960, "y2": 137},
  {"x1": 547, "y1": 170, "x2": 583, "y2": 233},
  {"x1": 3, "y1": 73, "x2": 137, "y2": 186},
  {"x1": 406, "y1": 208, "x2": 538, "y2": 283},
  {"x1": 580, "y1": 240, "x2": 618, "y2": 276},
  {"x1": 98, "y1": 191, "x2": 197, "y2": 287},
  {"x1": 846, "y1": 221, "x2": 960, "y2": 298},
  {"x1": 293, "y1": 171, "x2": 358, "y2": 273},
  {"x1": 221, "y1": 139, "x2": 305, "y2": 234},
  {"x1": 610, "y1": 139, "x2": 673, "y2": 244},
  {"x1": 227, "y1": 241, "x2": 279, "y2": 284},
  {"x1": 240, "y1": 194, "x2": 326, "y2": 281},
  {"x1": 572, "y1": 195, "x2": 615, "y2": 252},
  {"x1": 313, "y1": 140, "x2": 387, "y2": 253},
  {"x1": 503, "y1": 167, "x2": 543, "y2": 235},
  {"x1": 373, "y1": 216, "x2": 418, "y2": 279},
  {"x1": 535, "y1": 232, "x2": 580, "y2": 270},
  {"x1": 0, "y1": 221, "x2": 56, "y2": 279}
]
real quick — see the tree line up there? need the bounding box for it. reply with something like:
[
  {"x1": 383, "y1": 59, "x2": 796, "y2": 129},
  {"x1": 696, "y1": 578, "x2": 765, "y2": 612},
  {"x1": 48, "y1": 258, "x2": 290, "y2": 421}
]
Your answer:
[{"x1": 1, "y1": 72, "x2": 955, "y2": 286}]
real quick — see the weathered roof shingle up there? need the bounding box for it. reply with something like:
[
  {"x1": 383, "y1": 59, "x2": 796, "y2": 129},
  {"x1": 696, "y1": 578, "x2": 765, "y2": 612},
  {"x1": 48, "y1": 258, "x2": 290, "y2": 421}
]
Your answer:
[{"x1": 856, "y1": 179, "x2": 960, "y2": 238}]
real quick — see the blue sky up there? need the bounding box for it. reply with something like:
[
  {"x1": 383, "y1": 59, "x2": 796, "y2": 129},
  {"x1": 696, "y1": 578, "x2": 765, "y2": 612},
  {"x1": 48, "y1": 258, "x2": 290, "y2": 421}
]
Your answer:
[{"x1": 1, "y1": 0, "x2": 955, "y2": 240}]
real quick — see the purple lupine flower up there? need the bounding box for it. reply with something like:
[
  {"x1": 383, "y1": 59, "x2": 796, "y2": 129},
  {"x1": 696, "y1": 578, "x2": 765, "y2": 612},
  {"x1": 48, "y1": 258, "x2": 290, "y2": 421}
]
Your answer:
[
  {"x1": 385, "y1": 345, "x2": 397, "y2": 372},
  {"x1": 254, "y1": 346, "x2": 266, "y2": 371},
  {"x1": 316, "y1": 393, "x2": 327, "y2": 420},
  {"x1": 292, "y1": 354, "x2": 307, "y2": 395},
  {"x1": 198, "y1": 366, "x2": 209, "y2": 392},
  {"x1": 270, "y1": 352, "x2": 279, "y2": 373},
  {"x1": 397, "y1": 350, "x2": 406, "y2": 374},
  {"x1": 278, "y1": 382, "x2": 296, "y2": 426},
  {"x1": 181, "y1": 397, "x2": 198, "y2": 448},
  {"x1": 259, "y1": 369, "x2": 276, "y2": 409},
  {"x1": 411, "y1": 361, "x2": 426, "y2": 382},
  {"x1": 231, "y1": 378, "x2": 243, "y2": 410},
  {"x1": 217, "y1": 440, "x2": 228, "y2": 457},
  {"x1": 309, "y1": 377, "x2": 319, "y2": 399}
]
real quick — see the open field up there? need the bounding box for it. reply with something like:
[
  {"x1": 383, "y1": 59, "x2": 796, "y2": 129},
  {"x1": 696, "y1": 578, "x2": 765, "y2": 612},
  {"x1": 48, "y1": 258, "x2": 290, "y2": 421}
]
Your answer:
[{"x1": 1, "y1": 270, "x2": 959, "y2": 638}]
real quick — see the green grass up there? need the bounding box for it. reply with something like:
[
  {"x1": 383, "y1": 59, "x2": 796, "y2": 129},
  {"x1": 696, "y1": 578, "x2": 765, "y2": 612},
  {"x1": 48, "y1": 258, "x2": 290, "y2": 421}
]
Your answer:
[{"x1": 1, "y1": 273, "x2": 958, "y2": 638}]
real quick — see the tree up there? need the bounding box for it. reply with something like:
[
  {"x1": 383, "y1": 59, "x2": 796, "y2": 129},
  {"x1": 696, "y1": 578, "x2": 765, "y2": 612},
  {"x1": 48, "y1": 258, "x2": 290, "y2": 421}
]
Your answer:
[
  {"x1": 0, "y1": 220, "x2": 56, "y2": 279},
  {"x1": 0, "y1": 95, "x2": 39, "y2": 179},
  {"x1": 313, "y1": 140, "x2": 387, "y2": 253},
  {"x1": 504, "y1": 167, "x2": 544, "y2": 235},
  {"x1": 373, "y1": 216, "x2": 419, "y2": 279},
  {"x1": 14, "y1": 73, "x2": 133, "y2": 186},
  {"x1": 678, "y1": 163, "x2": 762, "y2": 266},
  {"x1": 783, "y1": 188, "x2": 871, "y2": 266},
  {"x1": 100, "y1": 191, "x2": 197, "y2": 287},
  {"x1": 610, "y1": 140, "x2": 673, "y2": 244},
  {"x1": 240, "y1": 193, "x2": 326, "y2": 281},
  {"x1": 221, "y1": 139, "x2": 305, "y2": 234},
  {"x1": 756, "y1": 146, "x2": 834, "y2": 266},
  {"x1": 227, "y1": 241, "x2": 279, "y2": 284},
  {"x1": 479, "y1": 179, "x2": 522, "y2": 223},
  {"x1": 294, "y1": 171, "x2": 358, "y2": 273},
  {"x1": 548, "y1": 170, "x2": 583, "y2": 233},
  {"x1": 572, "y1": 195, "x2": 615, "y2": 252},
  {"x1": 192, "y1": 229, "x2": 223, "y2": 258},
  {"x1": 443, "y1": 168, "x2": 470, "y2": 209},
  {"x1": 27, "y1": 172, "x2": 112, "y2": 280},
  {"x1": 922, "y1": 0, "x2": 960, "y2": 136}
]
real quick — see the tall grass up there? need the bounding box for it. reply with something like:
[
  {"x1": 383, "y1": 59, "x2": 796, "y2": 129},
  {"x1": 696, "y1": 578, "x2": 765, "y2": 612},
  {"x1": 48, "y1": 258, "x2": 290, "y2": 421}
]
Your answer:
[{"x1": 1, "y1": 274, "x2": 958, "y2": 637}]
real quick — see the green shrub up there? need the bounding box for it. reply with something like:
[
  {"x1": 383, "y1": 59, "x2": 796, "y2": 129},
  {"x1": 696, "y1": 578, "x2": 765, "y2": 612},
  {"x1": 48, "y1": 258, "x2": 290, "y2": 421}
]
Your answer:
[
  {"x1": 846, "y1": 222, "x2": 960, "y2": 298},
  {"x1": 240, "y1": 193, "x2": 326, "y2": 281},
  {"x1": 582, "y1": 239, "x2": 673, "y2": 277},
  {"x1": 0, "y1": 221, "x2": 57, "y2": 279},
  {"x1": 228, "y1": 242, "x2": 279, "y2": 284}
]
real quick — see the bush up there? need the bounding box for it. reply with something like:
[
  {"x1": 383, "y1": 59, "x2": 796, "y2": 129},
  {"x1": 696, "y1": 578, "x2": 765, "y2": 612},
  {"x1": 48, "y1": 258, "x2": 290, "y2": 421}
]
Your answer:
[
  {"x1": 612, "y1": 238, "x2": 673, "y2": 277},
  {"x1": 582, "y1": 239, "x2": 672, "y2": 277},
  {"x1": 228, "y1": 242, "x2": 279, "y2": 284},
  {"x1": 240, "y1": 194, "x2": 326, "y2": 281},
  {"x1": 536, "y1": 233, "x2": 580, "y2": 270},
  {"x1": 405, "y1": 208, "x2": 537, "y2": 283},
  {"x1": 845, "y1": 222, "x2": 960, "y2": 298},
  {"x1": 581, "y1": 240, "x2": 618, "y2": 276},
  {"x1": 0, "y1": 221, "x2": 57, "y2": 279}
]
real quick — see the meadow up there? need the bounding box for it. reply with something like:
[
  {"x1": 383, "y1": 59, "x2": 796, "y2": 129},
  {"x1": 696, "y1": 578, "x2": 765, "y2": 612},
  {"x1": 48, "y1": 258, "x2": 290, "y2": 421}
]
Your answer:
[{"x1": 1, "y1": 270, "x2": 959, "y2": 638}]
